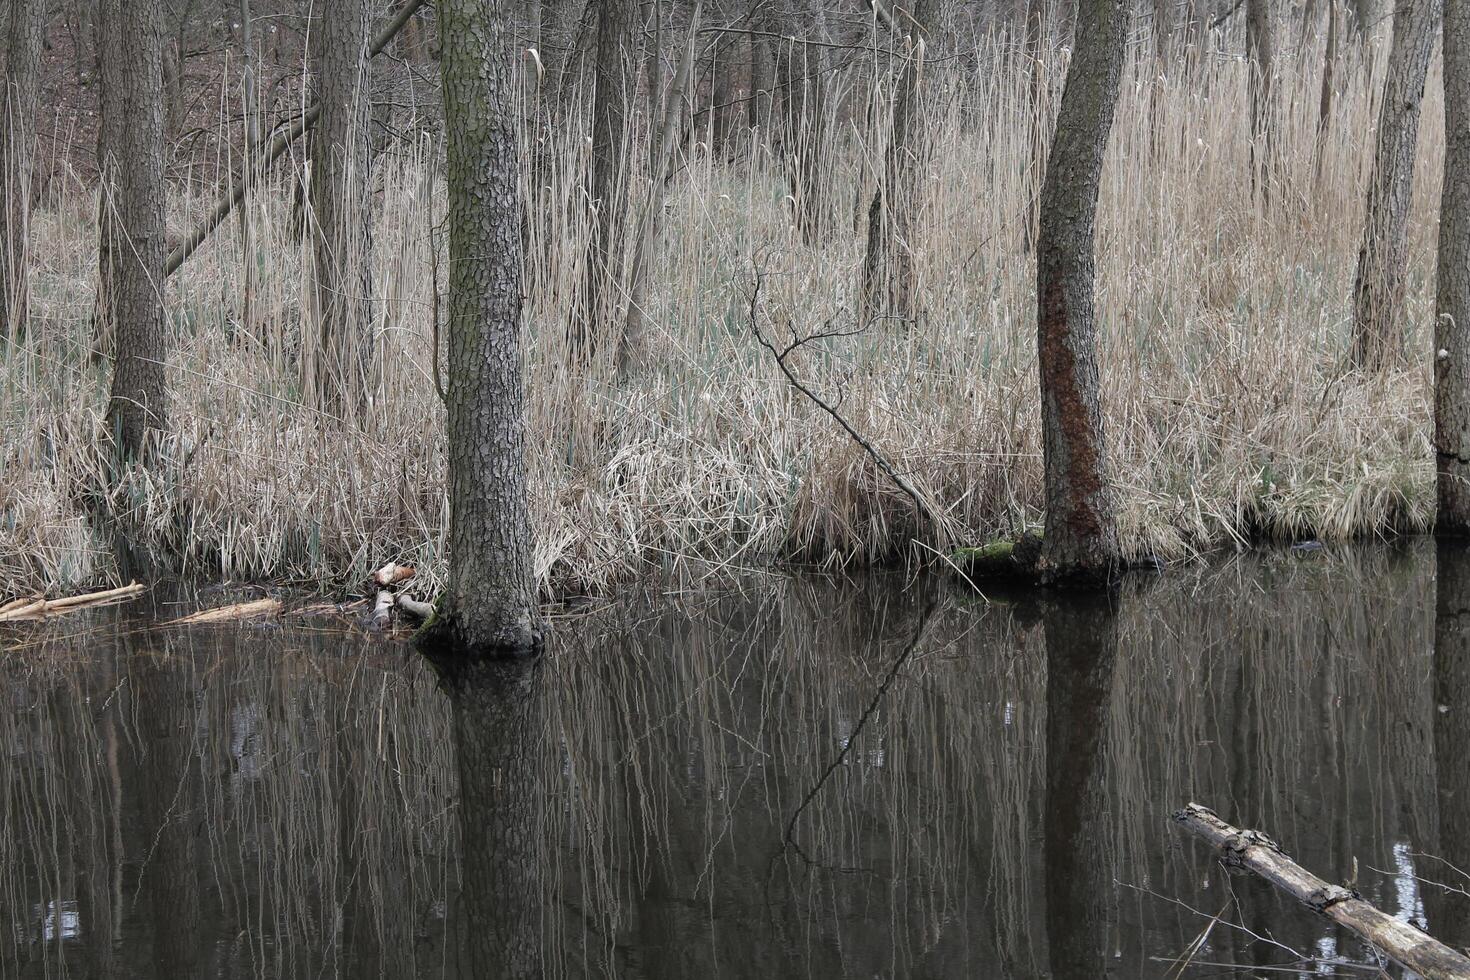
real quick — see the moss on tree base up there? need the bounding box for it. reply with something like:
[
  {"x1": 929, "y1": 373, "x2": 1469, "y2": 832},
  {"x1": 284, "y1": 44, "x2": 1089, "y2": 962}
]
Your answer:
[{"x1": 951, "y1": 531, "x2": 1045, "y2": 584}]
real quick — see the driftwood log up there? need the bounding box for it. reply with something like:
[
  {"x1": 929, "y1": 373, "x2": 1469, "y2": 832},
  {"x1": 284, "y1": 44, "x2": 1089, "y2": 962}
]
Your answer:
[
  {"x1": 1175, "y1": 803, "x2": 1470, "y2": 978},
  {"x1": 163, "y1": 597, "x2": 282, "y2": 626},
  {"x1": 0, "y1": 582, "x2": 147, "y2": 621}
]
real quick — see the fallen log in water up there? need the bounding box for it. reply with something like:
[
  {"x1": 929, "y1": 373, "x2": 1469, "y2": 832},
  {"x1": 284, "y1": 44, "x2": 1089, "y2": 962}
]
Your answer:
[
  {"x1": 162, "y1": 597, "x2": 282, "y2": 626},
  {"x1": 1174, "y1": 803, "x2": 1470, "y2": 978},
  {"x1": 370, "y1": 591, "x2": 395, "y2": 632},
  {"x1": 395, "y1": 594, "x2": 434, "y2": 620},
  {"x1": 0, "y1": 582, "x2": 147, "y2": 622}
]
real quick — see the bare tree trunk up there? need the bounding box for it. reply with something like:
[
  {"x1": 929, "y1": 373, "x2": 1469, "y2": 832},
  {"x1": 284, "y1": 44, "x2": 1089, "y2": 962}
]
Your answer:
[
  {"x1": 1439, "y1": 0, "x2": 1470, "y2": 530},
  {"x1": 1, "y1": 0, "x2": 44, "y2": 341},
  {"x1": 860, "y1": 0, "x2": 938, "y2": 327},
  {"x1": 573, "y1": 0, "x2": 634, "y2": 366},
  {"x1": 100, "y1": 0, "x2": 168, "y2": 462},
  {"x1": 1351, "y1": 0, "x2": 1441, "y2": 371},
  {"x1": 237, "y1": 0, "x2": 259, "y2": 339},
  {"x1": 419, "y1": 0, "x2": 539, "y2": 656},
  {"x1": 1034, "y1": 0, "x2": 1125, "y2": 582},
  {"x1": 1246, "y1": 0, "x2": 1275, "y2": 205},
  {"x1": 748, "y1": 0, "x2": 776, "y2": 134},
  {"x1": 306, "y1": 0, "x2": 375, "y2": 418},
  {"x1": 1316, "y1": 0, "x2": 1339, "y2": 186},
  {"x1": 1021, "y1": 0, "x2": 1047, "y2": 255}
]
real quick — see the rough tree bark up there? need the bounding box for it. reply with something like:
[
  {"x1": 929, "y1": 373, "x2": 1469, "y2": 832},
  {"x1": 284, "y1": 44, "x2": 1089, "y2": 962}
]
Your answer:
[
  {"x1": 860, "y1": 0, "x2": 938, "y2": 327},
  {"x1": 307, "y1": 0, "x2": 375, "y2": 417},
  {"x1": 1352, "y1": 0, "x2": 1441, "y2": 371},
  {"x1": 418, "y1": 0, "x2": 539, "y2": 656},
  {"x1": 574, "y1": 0, "x2": 635, "y2": 365},
  {"x1": 1247, "y1": 0, "x2": 1275, "y2": 204},
  {"x1": 100, "y1": 0, "x2": 168, "y2": 462},
  {"x1": 1437, "y1": 0, "x2": 1470, "y2": 531},
  {"x1": 1034, "y1": 0, "x2": 1125, "y2": 582},
  {"x1": 1, "y1": 0, "x2": 44, "y2": 341}
]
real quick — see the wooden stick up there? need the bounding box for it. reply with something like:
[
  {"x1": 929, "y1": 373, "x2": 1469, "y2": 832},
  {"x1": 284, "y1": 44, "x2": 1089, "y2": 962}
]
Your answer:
[
  {"x1": 0, "y1": 582, "x2": 147, "y2": 622},
  {"x1": 370, "y1": 591, "x2": 394, "y2": 631},
  {"x1": 163, "y1": 0, "x2": 428, "y2": 277},
  {"x1": 395, "y1": 594, "x2": 434, "y2": 620},
  {"x1": 1174, "y1": 803, "x2": 1470, "y2": 978},
  {"x1": 163, "y1": 597, "x2": 282, "y2": 626}
]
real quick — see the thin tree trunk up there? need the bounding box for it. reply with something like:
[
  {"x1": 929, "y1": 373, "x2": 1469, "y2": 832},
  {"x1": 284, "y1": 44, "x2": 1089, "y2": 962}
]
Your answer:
[
  {"x1": 860, "y1": 0, "x2": 938, "y2": 327},
  {"x1": 1021, "y1": 0, "x2": 1046, "y2": 255},
  {"x1": 1316, "y1": 0, "x2": 1339, "y2": 186},
  {"x1": 1351, "y1": 0, "x2": 1441, "y2": 371},
  {"x1": 419, "y1": 0, "x2": 539, "y2": 656},
  {"x1": 101, "y1": 0, "x2": 168, "y2": 462},
  {"x1": 306, "y1": 0, "x2": 375, "y2": 418},
  {"x1": 1034, "y1": 0, "x2": 1125, "y2": 582},
  {"x1": 574, "y1": 0, "x2": 634, "y2": 366},
  {"x1": 748, "y1": 0, "x2": 775, "y2": 134},
  {"x1": 1439, "y1": 0, "x2": 1470, "y2": 530},
  {"x1": 1, "y1": 0, "x2": 44, "y2": 341},
  {"x1": 237, "y1": 0, "x2": 259, "y2": 340},
  {"x1": 1246, "y1": 0, "x2": 1275, "y2": 205},
  {"x1": 776, "y1": 31, "x2": 826, "y2": 245}
]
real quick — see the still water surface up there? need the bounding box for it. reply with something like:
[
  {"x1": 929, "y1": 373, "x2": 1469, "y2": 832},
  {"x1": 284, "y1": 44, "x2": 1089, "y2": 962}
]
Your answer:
[{"x1": 3, "y1": 542, "x2": 1469, "y2": 978}]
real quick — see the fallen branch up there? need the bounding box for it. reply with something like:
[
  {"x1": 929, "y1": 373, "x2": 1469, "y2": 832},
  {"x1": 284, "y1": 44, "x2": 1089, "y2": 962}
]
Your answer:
[
  {"x1": 746, "y1": 263, "x2": 952, "y2": 544},
  {"x1": 163, "y1": 0, "x2": 428, "y2": 277},
  {"x1": 370, "y1": 591, "x2": 395, "y2": 632},
  {"x1": 395, "y1": 594, "x2": 434, "y2": 620},
  {"x1": 163, "y1": 597, "x2": 282, "y2": 626},
  {"x1": 0, "y1": 582, "x2": 147, "y2": 622},
  {"x1": 1174, "y1": 803, "x2": 1470, "y2": 979}
]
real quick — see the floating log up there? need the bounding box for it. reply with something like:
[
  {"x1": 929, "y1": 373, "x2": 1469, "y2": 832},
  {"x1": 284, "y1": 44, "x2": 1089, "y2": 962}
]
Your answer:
[
  {"x1": 370, "y1": 563, "x2": 416, "y2": 589},
  {"x1": 1174, "y1": 803, "x2": 1470, "y2": 979},
  {"x1": 395, "y1": 594, "x2": 434, "y2": 620},
  {"x1": 163, "y1": 597, "x2": 282, "y2": 626},
  {"x1": 0, "y1": 582, "x2": 146, "y2": 622}
]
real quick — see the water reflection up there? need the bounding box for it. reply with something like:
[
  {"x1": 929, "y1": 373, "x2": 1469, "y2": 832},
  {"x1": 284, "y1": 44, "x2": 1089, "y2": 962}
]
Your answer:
[{"x1": 0, "y1": 545, "x2": 1464, "y2": 977}]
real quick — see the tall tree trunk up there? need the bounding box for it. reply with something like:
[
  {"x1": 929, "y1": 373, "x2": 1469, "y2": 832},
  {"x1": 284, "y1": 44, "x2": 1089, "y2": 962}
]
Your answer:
[
  {"x1": 420, "y1": 0, "x2": 539, "y2": 656},
  {"x1": 1316, "y1": 0, "x2": 1339, "y2": 186},
  {"x1": 860, "y1": 0, "x2": 938, "y2": 327},
  {"x1": 1432, "y1": 540, "x2": 1470, "y2": 953},
  {"x1": 1034, "y1": 0, "x2": 1125, "y2": 582},
  {"x1": 307, "y1": 0, "x2": 375, "y2": 418},
  {"x1": 1, "y1": 0, "x2": 44, "y2": 341},
  {"x1": 1438, "y1": 0, "x2": 1470, "y2": 530},
  {"x1": 101, "y1": 0, "x2": 168, "y2": 462},
  {"x1": 1021, "y1": 0, "x2": 1047, "y2": 255},
  {"x1": 748, "y1": 0, "x2": 776, "y2": 134},
  {"x1": 237, "y1": 0, "x2": 259, "y2": 340},
  {"x1": 574, "y1": 0, "x2": 634, "y2": 365},
  {"x1": 1246, "y1": 0, "x2": 1275, "y2": 205},
  {"x1": 1351, "y1": 0, "x2": 1441, "y2": 371}
]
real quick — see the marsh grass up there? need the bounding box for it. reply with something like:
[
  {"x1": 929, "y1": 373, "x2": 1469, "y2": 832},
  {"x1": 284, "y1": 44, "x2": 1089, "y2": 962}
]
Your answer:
[{"x1": 0, "y1": 30, "x2": 1438, "y2": 597}]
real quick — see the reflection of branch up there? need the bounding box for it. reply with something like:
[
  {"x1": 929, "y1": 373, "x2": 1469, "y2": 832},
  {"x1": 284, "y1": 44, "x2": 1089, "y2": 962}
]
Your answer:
[
  {"x1": 781, "y1": 595, "x2": 939, "y2": 864},
  {"x1": 746, "y1": 262, "x2": 951, "y2": 543}
]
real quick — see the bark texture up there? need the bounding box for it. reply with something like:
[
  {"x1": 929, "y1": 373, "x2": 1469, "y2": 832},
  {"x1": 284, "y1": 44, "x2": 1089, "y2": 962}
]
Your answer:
[
  {"x1": 1246, "y1": 0, "x2": 1274, "y2": 202},
  {"x1": 1034, "y1": 0, "x2": 1125, "y2": 582},
  {"x1": 1433, "y1": 540, "x2": 1470, "y2": 956},
  {"x1": 1351, "y1": 0, "x2": 1441, "y2": 370},
  {"x1": 1, "y1": 0, "x2": 44, "y2": 340},
  {"x1": 423, "y1": 0, "x2": 539, "y2": 655},
  {"x1": 101, "y1": 0, "x2": 169, "y2": 461},
  {"x1": 1439, "y1": 0, "x2": 1470, "y2": 531},
  {"x1": 307, "y1": 0, "x2": 375, "y2": 416},
  {"x1": 860, "y1": 0, "x2": 937, "y2": 326},
  {"x1": 575, "y1": 0, "x2": 635, "y2": 363}
]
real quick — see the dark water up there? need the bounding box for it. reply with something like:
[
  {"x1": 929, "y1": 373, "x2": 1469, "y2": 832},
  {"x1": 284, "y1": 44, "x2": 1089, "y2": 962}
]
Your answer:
[{"x1": 3, "y1": 542, "x2": 1469, "y2": 978}]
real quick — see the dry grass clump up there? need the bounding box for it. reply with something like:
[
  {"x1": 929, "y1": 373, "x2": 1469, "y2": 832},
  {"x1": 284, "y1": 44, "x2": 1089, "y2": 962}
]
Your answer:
[{"x1": 0, "y1": 33, "x2": 1440, "y2": 597}]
